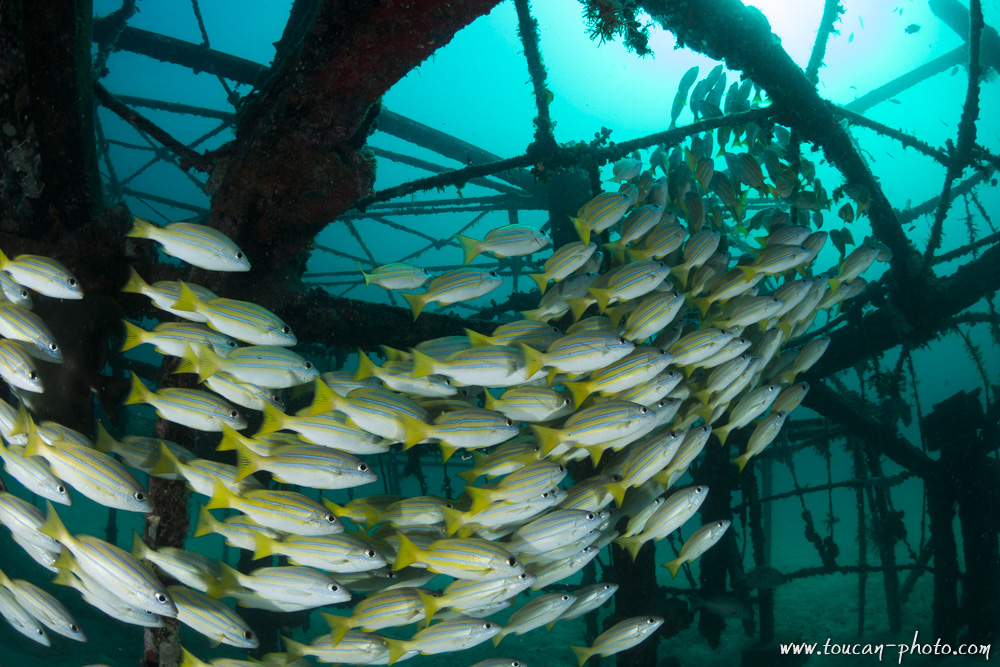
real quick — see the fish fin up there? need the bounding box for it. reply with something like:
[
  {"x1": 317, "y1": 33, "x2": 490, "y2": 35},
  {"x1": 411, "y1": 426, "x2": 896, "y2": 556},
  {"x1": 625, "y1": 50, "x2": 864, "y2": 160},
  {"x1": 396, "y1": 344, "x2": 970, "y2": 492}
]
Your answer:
[
  {"x1": 0, "y1": 248, "x2": 8, "y2": 270},
  {"x1": 282, "y1": 636, "x2": 308, "y2": 662},
  {"x1": 603, "y1": 240, "x2": 626, "y2": 267},
  {"x1": 204, "y1": 478, "x2": 236, "y2": 511},
  {"x1": 528, "y1": 272, "x2": 549, "y2": 295},
  {"x1": 828, "y1": 275, "x2": 843, "y2": 294},
  {"x1": 604, "y1": 478, "x2": 628, "y2": 508},
  {"x1": 545, "y1": 620, "x2": 557, "y2": 631},
  {"x1": 130, "y1": 530, "x2": 150, "y2": 561},
  {"x1": 492, "y1": 630, "x2": 506, "y2": 647},
  {"x1": 22, "y1": 418, "x2": 46, "y2": 459},
  {"x1": 737, "y1": 266, "x2": 757, "y2": 282},
  {"x1": 93, "y1": 421, "x2": 117, "y2": 454},
  {"x1": 179, "y1": 647, "x2": 209, "y2": 667},
  {"x1": 588, "y1": 287, "x2": 613, "y2": 314},
  {"x1": 481, "y1": 391, "x2": 498, "y2": 412},
  {"x1": 464, "y1": 485, "x2": 493, "y2": 516},
  {"x1": 570, "y1": 645, "x2": 593, "y2": 667},
  {"x1": 401, "y1": 292, "x2": 427, "y2": 321},
  {"x1": 456, "y1": 234, "x2": 481, "y2": 265},
  {"x1": 606, "y1": 302, "x2": 629, "y2": 329},
  {"x1": 120, "y1": 320, "x2": 147, "y2": 352},
  {"x1": 232, "y1": 437, "x2": 258, "y2": 482},
  {"x1": 381, "y1": 344, "x2": 405, "y2": 362},
  {"x1": 714, "y1": 424, "x2": 732, "y2": 447},
  {"x1": 662, "y1": 558, "x2": 683, "y2": 578},
  {"x1": 216, "y1": 423, "x2": 242, "y2": 452},
  {"x1": 519, "y1": 343, "x2": 546, "y2": 379},
  {"x1": 392, "y1": 532, "x2": 422, "y2": 570},
  {"x1": 193, "y1": 505, "x2": 217, "y2": 538},
  {"x1": 732, "y1": 452, "x2": 752, "y2": 473},
  {"x1": 322, "y1": 497, "x2": 349, "y2": 519},
  {"x1": 355, "y1": 349, "x2": 378, "y2": 381},
  {"x1": 383, "y1": 637, "x2": 412, "y2": 666},
  {"x1": 309, "y1": 377, "x2": 338, "y2": 416},
  {"x1": 320, "y1": 614, "x2": 351, "y2": 646},
  {"x1": 252, "y1": 530, "x2": 278, "y2": 560},
  {"x1": 205, "y1": 563, "x2": 242, "y2": 599},
  {"x1": 171, "y1": 281, "x2": 202, "y2": 313},
  {"x1": 151, "y1": 443, "x2": 183, "y2": 477},
  {"x1": 38, "y1": 501, "x2": 70, "y2": 544},
  {"x1": 355, "y1": 261, "x2": 371, "y2": 288},
  {"x1": 195, "y1": 345, "x2": 221, "y2": 382},
  {"x1": 415, "y1": 588, "x2": 441, "y2": 624},
  {"x1": 409, "y1": 348, "x2": 437, "y2": 379},
  {"x1": 8, "y1": 403, "x2": 30, "y2": 437},
  {"x1": 438, "y1": 442, "x2": 459, "y2": 463},
  {"x1": 521, "y1": 306, "x2": 545, "y2": 321},
  {"x1": 625, "y1": 247, "x2": 646, "y2": 262},
  {"x1": 571, "y1": 216, "x2": 591, "y2": 245},
  {"x1": 584, "y1": 444, "x2": 606, "y2": 467},
  {"x1": 615, "y1": 535, "x2": 645, "y2": 561},
  {"x1": 256, "y1": 402, "x2": 286, "y2": 437},
  {"x1": 688, "y1": 295, "x2": 711, "y2": 319},
  {"x1": 564, "y1": 381, "x2": 592, "y2": 412},
  {"x1": 123, "y1": 371, "x2": 151, "y2": 406},
  {"x1": 172, "y1": 344, "x2": 201, "y2": 377},
  {"x1": 457, "y1": 468, "x2": 480, "y2": 485},
  {"x1": 121, "y1": 266, "x2": 151, "y2": 295},
  {"x1": 126, "y1": 215, "x2": 155, "y2": 239},
  {"x1": 464, "y1": 328, "x2": 493, "y2": 347},
  {"x1": 440, "y1": 506, "x2": 466, "y2": 536},
  {"x1": 566, "y1": 297, "x2": 592, "y2": 322},
  {"x1": 529, "y1": 424, "x2": 563, "y2": 457},
  {"x1": 400, "y1": 415, "x2": 430, "y2": 449}
]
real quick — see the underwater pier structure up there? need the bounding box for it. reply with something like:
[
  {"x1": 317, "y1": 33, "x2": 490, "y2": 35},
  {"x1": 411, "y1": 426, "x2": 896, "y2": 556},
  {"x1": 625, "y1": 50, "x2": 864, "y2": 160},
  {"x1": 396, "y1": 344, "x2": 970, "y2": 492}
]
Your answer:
[{"x1": 0, "y1": 0, "x2": 999, "y2": 665}]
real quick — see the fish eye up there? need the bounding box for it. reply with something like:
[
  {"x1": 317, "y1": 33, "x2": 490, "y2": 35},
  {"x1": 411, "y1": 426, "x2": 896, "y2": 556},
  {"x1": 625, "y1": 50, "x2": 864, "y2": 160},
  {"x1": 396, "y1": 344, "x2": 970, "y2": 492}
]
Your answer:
[
  {"x1": 48, "y1": 343, "x2": 58, "y2": 351},
  {"x1": 28, "y1": 371, "x2": 37, "y2": 380},
  {"x1": 557, "y1": 464, "x2": 564, "y2": 472},
  {"x1": 695, "y1": 486, "x2": 705, "y2": 492},
  {"x1": 228, "y1": 341, "x2": 238, "y2": 348},
  {"x1": 716, "y1": 521, "x2": 726, "y2": 527},
  {"x1": 20, "y1": 290, "x2": 27, "y2": 298},
  {"x1": 229, "y1": 410, "x2": 239, "y2": 418},
  {"x1": 325, "y1": 514, "x2": 337, "y2": 523},
  {"x1": 36, "y1": 628, "x2": 44, "y2": 636},
  {"x1": 639, "y1": 406, "x2": 648, "y2": 413},
  {"x1": 444, "y1": 502, "x2": 454, "y2": 509},
  {"x1": 586, "y1": 513, "x2": 596, "y2": 520},
  {"x1": 328, "y1": 584, "x2": 340, "y2": 592},
  {"x1": 506, "y1": 557, "x2": 518, "y2": 566},
  {"x1": 68, "y1": 278, "x2": 77, "y2": 286},
  {"x1": 56, "y1": 485, "x2": 66, "y2": 493},
  {"x1": 69, "y1": 624, "x2": 79, "y2": 632},
  {"x1": 281, "y1": 326, "x2": 291, "y2": 334},
  {"x1": 563, "y1": 398, "x2": 571, "y2": 405},
  {"x1": 134, "y1": 491, "x2": 146, "y2": 502},
  {"x1": 304, "y1": 361, "x2": 313, "y2": 369},
  {"x1": 366, "y1": 549, "x2": 378, "y2": 558},
  {"x1": 357, "y1": 463, "x2": 369, "y2": 472},
  {"x1": 611, "y1": 474, "x2": 623, "y2": 482},
  {"x1": 271, "y1": 394, "x2": 281, "y2": 402},
  {"x1": 562, "y1": 595, "x2": 570, "y2": 601},
  {"x1": 155, "y1": 593, "x2": 168, "y2": 603},
  {"x1": 488, "y1": 271, "x2": 499, "y2": 278},
  {"x1": 618, "y1": 337, "x2": 627, "y2": 344},
  {"x1": 243, "y1": 630, "x2": 254, "y2": 640},
  {"x1": 604, "y1": 584, "x2": 613, "y2": 590},
  {"x1": 518, "y1": 573, "x2": 528, "y2": 580},
  {"x1": 505, "y1": 418, "x2": 513, "y2": 427},
  {"x1": 236, "y1": 252, "x2": 244, "y2": 259},
  {"x1": 483, "y1": 622, "x2": 494, "y2": 630}
]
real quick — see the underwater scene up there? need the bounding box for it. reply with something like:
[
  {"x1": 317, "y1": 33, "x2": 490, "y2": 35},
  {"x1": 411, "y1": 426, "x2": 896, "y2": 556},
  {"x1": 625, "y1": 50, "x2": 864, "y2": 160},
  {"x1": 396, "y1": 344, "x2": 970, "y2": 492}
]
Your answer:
[{"x1": 1, "y1": 0, "x2": 999, "y2": 666}]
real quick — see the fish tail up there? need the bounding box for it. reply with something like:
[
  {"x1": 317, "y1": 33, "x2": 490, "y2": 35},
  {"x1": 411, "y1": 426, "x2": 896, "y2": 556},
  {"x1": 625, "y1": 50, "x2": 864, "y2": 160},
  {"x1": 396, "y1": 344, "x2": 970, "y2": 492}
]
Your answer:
[
  {"x1": 216, "y1": 424, "x2": 242, "y2": 452},
  {"x1": 456, "y1": 467, "x2": 480, "y2": 486},
  {"x1": 22, "y1": 417, "x2": 45, "y2": 459},
  {"x1": 606, "y1": 302, "x2": 628, "y2": 329},
  {"x1": 151, "y1": 443, "x2": 183, "y2": 477},
  {"x1": 564, "y1": 380, "x2": 592, "y2": 411},
  {"x1": 0, "y1": 248, "x2": 8, "y2": 270},
  {"x1": 400, "y1": 415, "x2": 430, "y2": 450},
  {"x1": 688, "y1": 295, "x2": 711, "y2": 319},
  {"x1": 567, "y1": 297, "x2": 592, "y2": 322},
  {"x1": 604, "y1": 477, "x2": 628, "y2": 508},
  {"x1": 282, "y1": 636, "x2": 308, "y2": 662},
  {"x1": 130, "y1": 530, "x2": 150, "y2": 561},
  {"x1": 381, "y1": 344, "x2": 405, "y2": 362},
  {"x1": 392, "y1": 532, "x2": 423, "y2": 570},
  {"x1": 714, "y1": 424, "x2": 732, "y2": 447},
  {"x1": 193, "y1": 505, "x2": 217, "y2": 538},
  {"x1": 257, "y1": 403, "x2": 286, "y2": 437},
  {"x1": 204, "y1": 478, "x2": 236, "y2": 511},
  {"x1": 441, "y1": 506, "x2": 466, "y2": 536},
  {"x1": 354, "y1": 349, "x2": 378, "y2": 381},
  {"x1": 401, "y1": 291, "x2": 426, "y2": 321},
  {"x1": 481, "y1": 391, "x2": 498, "y2": 413},
  {"x1": 195, "y1": 345, "x2": 221, "y2": 382},
  {"x1": 438, "y1": 442, "x2": 459, "y2": 463},
  {"x1": 662, "y1": 558, "x2": 683, "y2": 578},
  {"x1": 464, "y1": 485, "x2": 493, "y2": 515},
  {"x1": 615, "y1": 535, "x2": 645, "y2": 561},
  {"x1": 126, "y1": 215, "x2": 155, "y2": 239},
  {"x1": 120, "y1": 320, "x2": 147, "y2": 352},
  {"x1": 588, "y1": 287, "x2": 613, "y2": 314},
  {"x1": 206, "y1": 563, "x2": 242, "y2": 599},
  {"x1": 409, "y1": 348, "x2": 437, "y2": 379},
  {"x1": 571, "y1": 216, "x2": 591, "y2": 245},
  {"x1": 233, "y1": 438, "x2": 258, "y2": 482},
  {"x1": 38, "y1": 501, "x2": 70, "y2": 544},
  {"x1": 415, "y1": 588, "x2": 441, "y2": 624},
  {"x1": 464, "y1": 328, "x2": 493, "y2": 347},
  {"x1": 179, "y1": 647, "x2": 210, "y2": 667},
  {"x1": 530, "y1": 424, "x2": 563, "y2": 457},
  {"x1": 251, "y1": 530, "x2": 277, "y2": 560},
  {"x1": 172, "y1": 344, "x2": 201, "y2": 377},
  {"x1": 828, "y1": 275, "x2": 843, "y2": 294},
  {"x1": 603, "y1": 240, "x2": 626, "y2": 267},
  {"x1": 625, "y1": 246, "x2": 646, "y2": 262},
  {"x1": 320, "y1": 614, "x2": 351, "y2": 646},
  {"x1": 456, "y1": 234, "x2": 481, "y2": 265},
  {"x1": 309, "y1": 377, "x2": 338, "y2": 416},
  {"x1": 584, "y1": 444, "x2": 606, "y2": 467},
  {"x1": 322, "y1": 497, "x2": 349, "y2": 519},
  {"x1": 520, "y1": 306, "x2": 545, "y2": 321},
  {"x1": 737, "y1": 265, "x2": 757, "y2": 283},
  {"x1": 383, "y1": 636, "x2": 413, "y2": 666},
  {"x1": 570, "y1": 644, "x2": 593, "y2": 667},
  {"x1": 123, "y1": 371, "x2": 151, "y2": 406},
  {"x1": 492, "y1": 630, "x2": 506, "y2": 646},
  {"x1": 519, "y1": 343, "x2": 546, "y2": 379},
  {"x1": 528, "y1": 271, "x2": 549, "y2": 295},
  {"x1": 355, "y1": 261, "x2": 371, "y2": 288},
  {"x1": 171, "y1": 281, "x2": 202, "y2": 313},
  {"x1": 121, "y1": 266, "x2": 151, "y2": 295},
  {"x1": 732, "y1": 452, "x2": 752, "y2": 473}
]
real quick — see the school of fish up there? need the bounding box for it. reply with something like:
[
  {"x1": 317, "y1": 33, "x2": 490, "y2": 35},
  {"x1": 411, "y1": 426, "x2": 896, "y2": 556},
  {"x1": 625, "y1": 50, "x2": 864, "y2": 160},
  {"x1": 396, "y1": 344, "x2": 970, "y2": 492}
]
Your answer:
[{"x1": 0, "y1": 69, "x2": 885, "y2": 667}]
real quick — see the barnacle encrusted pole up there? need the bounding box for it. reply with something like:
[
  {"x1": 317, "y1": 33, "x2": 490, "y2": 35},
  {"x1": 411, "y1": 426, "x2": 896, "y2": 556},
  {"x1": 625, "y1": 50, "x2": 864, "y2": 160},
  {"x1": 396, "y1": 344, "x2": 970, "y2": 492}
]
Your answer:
[
  {"x1": 804, "y1": 0, "x2": 844, "y2": 85},
  {"x1": 205, "y1": 0, "x2": 505, "y2": 297}
]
